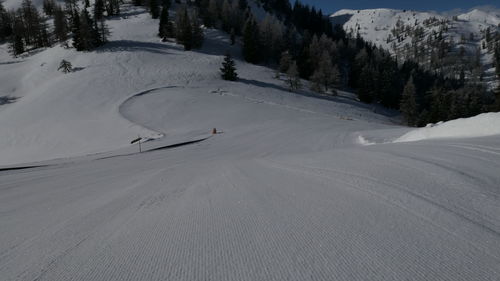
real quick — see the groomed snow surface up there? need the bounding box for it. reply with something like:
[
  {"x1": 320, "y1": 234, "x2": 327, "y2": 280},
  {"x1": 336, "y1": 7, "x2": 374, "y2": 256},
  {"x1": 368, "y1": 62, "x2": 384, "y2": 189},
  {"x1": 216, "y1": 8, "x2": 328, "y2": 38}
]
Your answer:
[{"x1": 1, "y1": 4, "x2": 500, "y2": 281}]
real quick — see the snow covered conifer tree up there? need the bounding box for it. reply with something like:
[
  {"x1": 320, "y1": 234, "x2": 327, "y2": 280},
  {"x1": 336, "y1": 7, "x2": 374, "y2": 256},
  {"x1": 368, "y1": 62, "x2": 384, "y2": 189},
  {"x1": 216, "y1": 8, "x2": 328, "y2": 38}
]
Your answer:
[
  {"x1": 58, "y1": 59, "x2": 73, "y2": 73},
  {"x1": 220, "y1": 52, "x2": 238, "y2": 81}
]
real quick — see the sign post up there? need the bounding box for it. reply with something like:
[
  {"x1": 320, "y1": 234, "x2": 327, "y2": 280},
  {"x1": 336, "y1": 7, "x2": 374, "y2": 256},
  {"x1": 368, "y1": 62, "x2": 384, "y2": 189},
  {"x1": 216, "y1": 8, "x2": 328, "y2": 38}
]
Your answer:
[{"x1": 131, "y1": 135, "x2": 143, "y2": 153}]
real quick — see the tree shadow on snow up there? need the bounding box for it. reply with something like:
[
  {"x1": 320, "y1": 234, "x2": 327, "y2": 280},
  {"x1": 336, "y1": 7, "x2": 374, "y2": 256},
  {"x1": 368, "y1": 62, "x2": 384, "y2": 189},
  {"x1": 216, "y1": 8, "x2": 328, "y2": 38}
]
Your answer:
[
  {"x1": 96, "y1": 40, "x2": 179, "y2": 55},
  {"x1": 240, "y1": 78, "x2": 398, "y2": 118},
  {"x1": 194, "y1": 29, "x2": 242, "y2": 57},
  {"x1": 72, "y1": 67, "x2": 86, "y2": 72},
  {"x1": 0, "y1": 96, "x2": 19, "y2": 106},
  {"x1": 238, "y1": 78, "x2": 291, "y2": 93},
  {"x1": 0, "y1": 60, "x2": 24, "y2": 65}
]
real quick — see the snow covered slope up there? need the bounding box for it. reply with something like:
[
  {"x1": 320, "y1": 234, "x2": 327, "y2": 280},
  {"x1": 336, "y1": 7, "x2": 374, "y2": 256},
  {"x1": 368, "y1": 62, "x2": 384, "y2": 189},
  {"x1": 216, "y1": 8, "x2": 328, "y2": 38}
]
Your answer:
[
  {"x1": 0, "y1": 3, "x2": 395, "y2": 166},
  {"x1": 1, "y1": 3, "x2": 500, "y2": 281},
  {"x1": 1, "y1": 65, "x2": 500, "y2": 281},
  {"x1": 331, "y1": 7, "x2": 500, "y2": 52},
  {"x1": 331, "y1": 8, "x2": 440, "y2": 50},
  {"x1": 330, "y1": 7, "x2": 500, "y2": 89}
]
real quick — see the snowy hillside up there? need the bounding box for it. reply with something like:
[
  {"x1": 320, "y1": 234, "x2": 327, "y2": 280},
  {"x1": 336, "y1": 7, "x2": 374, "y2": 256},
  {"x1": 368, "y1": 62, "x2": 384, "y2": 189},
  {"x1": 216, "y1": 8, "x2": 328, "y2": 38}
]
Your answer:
[
  {"x1": 2, "y1": 0, "x2": 59, "y2": 10},
  {"x1": 0, "y1": 2, "x2": 500, "y2": 281},
  {"x1": 331, "y1": 7, "x2": 500, "y2": 89},
  {"x1": 0, "y1": 2, "x2": 393, "y2": 166}
]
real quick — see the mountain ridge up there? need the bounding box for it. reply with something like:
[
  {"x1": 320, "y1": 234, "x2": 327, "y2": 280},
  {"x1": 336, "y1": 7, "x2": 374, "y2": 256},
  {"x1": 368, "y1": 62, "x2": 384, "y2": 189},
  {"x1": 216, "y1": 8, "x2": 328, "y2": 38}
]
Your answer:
[{"x1": 330, "y1": 7, "x2": 500, "y2": 90}]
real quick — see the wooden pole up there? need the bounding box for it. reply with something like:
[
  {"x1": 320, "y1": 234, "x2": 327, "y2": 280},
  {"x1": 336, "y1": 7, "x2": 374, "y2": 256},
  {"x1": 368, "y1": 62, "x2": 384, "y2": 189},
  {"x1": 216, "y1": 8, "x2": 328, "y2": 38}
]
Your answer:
[{"x1": 138, "y1": 135, "x2": 142, "y2": 153}]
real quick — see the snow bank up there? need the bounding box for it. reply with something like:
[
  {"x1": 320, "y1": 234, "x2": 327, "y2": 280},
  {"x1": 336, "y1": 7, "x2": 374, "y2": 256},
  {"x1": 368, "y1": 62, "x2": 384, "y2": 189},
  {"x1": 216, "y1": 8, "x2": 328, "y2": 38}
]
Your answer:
[{"x1": 395, "y1": 112, "x2": 500, "y2": 142}]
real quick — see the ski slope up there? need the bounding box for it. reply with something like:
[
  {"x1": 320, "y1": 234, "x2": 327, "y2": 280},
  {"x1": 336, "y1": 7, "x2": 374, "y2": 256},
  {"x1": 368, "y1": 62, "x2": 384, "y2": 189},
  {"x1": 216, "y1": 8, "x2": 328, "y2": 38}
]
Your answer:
[
  {"x1": 1, "y1": 4, "x2": 500, "y2": 281},
  {"x1": 1, "y1": 82, "x2": 499, "y2": 281}
]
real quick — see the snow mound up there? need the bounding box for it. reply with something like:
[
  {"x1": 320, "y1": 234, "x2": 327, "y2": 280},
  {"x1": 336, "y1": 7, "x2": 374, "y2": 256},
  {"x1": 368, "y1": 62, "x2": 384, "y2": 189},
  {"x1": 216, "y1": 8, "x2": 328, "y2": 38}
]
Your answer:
[{"x1": 395, "y1": 113, "x2": 500, "y2": 142}]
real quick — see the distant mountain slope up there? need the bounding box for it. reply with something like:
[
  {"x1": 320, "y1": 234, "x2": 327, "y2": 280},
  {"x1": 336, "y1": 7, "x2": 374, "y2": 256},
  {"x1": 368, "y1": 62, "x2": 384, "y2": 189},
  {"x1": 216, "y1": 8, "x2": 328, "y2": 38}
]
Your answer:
[
  {"x1": 2, "y1": 0, "x2": 54, "y2": 10},
  {"x1": 331, "y1": 7, "x2": 500, "y2": 90}
]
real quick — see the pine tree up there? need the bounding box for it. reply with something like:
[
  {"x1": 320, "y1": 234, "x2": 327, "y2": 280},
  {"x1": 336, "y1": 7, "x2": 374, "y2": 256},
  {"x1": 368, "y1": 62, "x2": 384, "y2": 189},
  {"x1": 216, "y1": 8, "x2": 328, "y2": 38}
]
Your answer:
[
  {"x1": 105, "y1": 0, "x2": 120, "y2": 16},
  {"x1": 220, "y1": 52, "x2": 238, "y2": 81},
  {"x1": 58, "y1": 59, "x2": 73, "y2": 73},
  {"x1": 158, "y1": 4, "x2": 170, "y2": 39},
  {"x1": 279, "y1": 51, "x2": 292, "y2": 73},
  {"x1": 357, "y1": 66, "x2": 374, "y2": 103},
  {"x1": 53, "y1": 6, "x2": 68, "y2": 42},
  {"x1": 150, "y1": 0, "x2": 160, "y2": 19},
  {"x1": 10, "y1": 13, "x2": 25, "y2": 56},
  {"x1": 161, "y1": 0, "x2": 171, "y2": 9},
  {"x1": 97, "y1": 18, "x2": 109, "y2": 44},
  {"x1": 493, "y1": 85, "x2": 500, "y2": 112},
  {"x1": 243, "y1": 16, "x2": 259, "y2": 63},
  {"x1": 286, "y1": 61, "x2": 301, "y2": 91},
  {"x1": 78, "y1": 9, "x2": 94, "y2": 51},
  {"x1": 310, "y1": 52, "x2": 339, "y2": 94},
  {"x1": 43, "y1": 0, "x2": 56, "y2": 16},
  {"x1": 94, "y1": 0, "x2": 104, "y2": 21},
  {"x1": 64, "y1": 0, "x2": 77, "y2": 16},
  {"x1": 71, "y1": 11, "x2": 81, "y2": 49},
  {"x1": 400, "y1": 76, "x2": 418, "y2": 126},
  {"x1": 0, "y1": 1, "x2": 12, "y2": 41},
  {"x1": 205, "y1": 0, "x2": 218, "y2": 28},
  {"x1": 221, "y1": 0, "x2": 231, "y2": 32},
  {"x1": 191, "y1": 10, "x2": 204, "y2": 49},
  {"x1": 230, "y1": 28, "x2": 235, "y2": 45},
  {"x1": 175, "y1": 7, "x2": 192, "y2": 50}
]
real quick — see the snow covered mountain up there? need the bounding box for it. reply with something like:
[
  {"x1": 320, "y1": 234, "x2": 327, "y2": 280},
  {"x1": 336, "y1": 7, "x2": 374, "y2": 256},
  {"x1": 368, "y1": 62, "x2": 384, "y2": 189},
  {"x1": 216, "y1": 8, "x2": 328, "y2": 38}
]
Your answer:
[
  {"x1": 0, "y1": 2, "x2": 500, "y2": 281},
  {"x1": 331, "y1": 7, "x2": 500, "y2": 89},
  {"x1": 2, "y1": 0, "x2": 55, "y2": 10}
]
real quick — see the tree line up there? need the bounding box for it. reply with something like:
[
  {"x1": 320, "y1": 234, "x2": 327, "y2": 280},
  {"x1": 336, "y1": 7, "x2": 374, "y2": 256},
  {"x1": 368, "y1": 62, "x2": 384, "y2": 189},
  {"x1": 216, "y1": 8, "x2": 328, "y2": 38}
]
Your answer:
[
  {"x1": 134, "y1": 0, "x2": 204, "y2": 50},
  {"x1": 237, "y1": 0, "x2": 499, "y2": 125},
  {"x1": 0, "y1": 0, "x2": 111, "y2": 56}
]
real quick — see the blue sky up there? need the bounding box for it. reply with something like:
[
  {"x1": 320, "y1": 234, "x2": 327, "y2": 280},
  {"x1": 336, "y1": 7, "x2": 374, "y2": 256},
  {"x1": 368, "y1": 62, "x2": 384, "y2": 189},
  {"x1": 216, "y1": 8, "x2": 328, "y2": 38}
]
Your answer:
[{"x1": 300, "y1": 0, "x2": 499, "y2": 14}]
